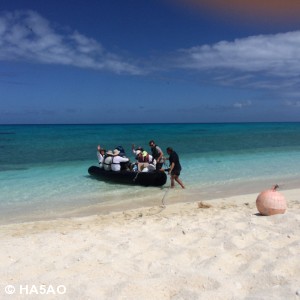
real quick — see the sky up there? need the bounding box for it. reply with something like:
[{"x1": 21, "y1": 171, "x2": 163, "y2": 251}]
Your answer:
[{"x1": 1, "y1": 0, "x2": 300, "y2": 124}]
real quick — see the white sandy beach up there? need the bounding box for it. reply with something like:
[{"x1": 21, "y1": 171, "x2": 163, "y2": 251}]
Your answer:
[{"x1": 0, "y1": 188, "x2": 299, "y2": 299}]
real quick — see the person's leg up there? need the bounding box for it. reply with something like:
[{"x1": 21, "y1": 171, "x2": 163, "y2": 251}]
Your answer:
[
  {"x1": 138, "y1": 163, "x2": 143, "y2": 172},
  {"x1": 174, "y1": 175, "x2": 185, "y2": 189},
  {"x1": 156, "y1": 163, "x2": 163, "y2": 171},
  {"x1": 170, "y1": 175, "x2": 175, "y2": 188}
]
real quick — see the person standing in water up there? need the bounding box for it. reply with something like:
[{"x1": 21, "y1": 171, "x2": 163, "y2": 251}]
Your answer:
[
  {"x1": 166, "y1": 147, "x2": 185, "y2": 189},
  {"x1": 149, "y1": 140, "x2": 164, "y2": 170}
]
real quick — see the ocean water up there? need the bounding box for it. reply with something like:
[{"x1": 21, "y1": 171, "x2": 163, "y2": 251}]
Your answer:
[{"x1": 1, "y1": 123, "x2": 300, "y2": 223}]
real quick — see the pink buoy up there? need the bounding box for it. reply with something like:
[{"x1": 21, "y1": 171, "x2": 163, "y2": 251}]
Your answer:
[{"x1": 256, "y1": 185, "x2": 287, "y2": 216}]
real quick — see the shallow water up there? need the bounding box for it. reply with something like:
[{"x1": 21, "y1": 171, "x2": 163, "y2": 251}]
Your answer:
[{"x1": 1, "y1": 123, "x2": 300, "y2": 223}]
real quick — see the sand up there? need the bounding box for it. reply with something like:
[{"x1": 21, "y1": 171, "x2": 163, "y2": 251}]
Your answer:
[{"x1": 0, "y1": 188, "x2": 299, "y2": 299}]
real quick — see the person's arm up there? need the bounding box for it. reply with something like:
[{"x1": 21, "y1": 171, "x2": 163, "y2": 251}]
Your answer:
[
  {"x1": 115, "y1": 156, "x2": 129, "y2": 163},
  {"x1": 156, "y1": 146, "x2": 163, "y2": 162},
  {"x1": 97, "y1": 152, "x2": 103, "y2": 164},
  {"x1": 168, "y1": 162, "x2": 175, "y2": 174},
  {"x1": 132, "y1": 144, "x2": 136, "y2": 155},
  {"x1": 97, "y1": 145, "x2": 103, "y2": 164}
]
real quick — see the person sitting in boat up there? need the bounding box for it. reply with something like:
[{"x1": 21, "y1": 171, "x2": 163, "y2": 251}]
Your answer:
[
  {"x1": 114, "y1": 145, "x2": 126, "y2": 157},
  {"x1": 97, "y1": 145, "x2": 106, "y2": 168},
  {"x1": 132, "y1": 144, "x2": 144, "y2": 156},
  {"x1": 111, "y1": 149, "x2": 130, "y2": 172},
  {"x1": 135, "y1": 150, "x2": 156, "y2": 172},
  {"x1": 103, "y1": 150, "x2": 114, "y2": 171}
]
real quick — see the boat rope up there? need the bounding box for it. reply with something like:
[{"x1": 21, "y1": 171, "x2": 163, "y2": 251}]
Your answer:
[
  {"x1": 129, "y1": 187, "x2": 171, "y2": 219},
  {"x1": 161, "y1": 187, "x2": 170, "y2": 208},
  {"x1": 133, "y1": 172, "x2": 139, "y2": 182}
]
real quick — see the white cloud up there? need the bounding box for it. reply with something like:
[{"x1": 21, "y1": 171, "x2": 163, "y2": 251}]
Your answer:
[
  {"x1": 285, "y1": 100, "x2": 300, "y2": 107},
  {"x1": 177, "y1": 31, "x2": 300, "y2": 79},
  {"x1": 233, "y1": 100, "x2": 252, "y2": 109},
  {"x1": 0, "y1": 10, "x2": 143, "y2": 75}
]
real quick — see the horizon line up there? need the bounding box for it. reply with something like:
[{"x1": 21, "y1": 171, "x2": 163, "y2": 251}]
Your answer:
[{"x1": 1, "y1": 121, "x2": 300, "y2": 126}]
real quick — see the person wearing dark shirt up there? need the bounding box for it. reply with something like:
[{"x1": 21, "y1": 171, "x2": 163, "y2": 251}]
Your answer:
[
  {"x1": 166, "y1": 147, "x2": 185, "y2": 189},
  {"x1": 149, "y1": 140, "x2": 164, "y2": 170}
]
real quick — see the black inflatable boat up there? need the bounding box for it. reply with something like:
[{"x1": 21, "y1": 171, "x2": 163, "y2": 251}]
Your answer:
[{"x1": 88, "y1": 166, "x2": 167, "y2": 187}]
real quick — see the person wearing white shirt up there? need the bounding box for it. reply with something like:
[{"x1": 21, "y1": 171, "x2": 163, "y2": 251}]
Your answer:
[
  {"x1": 111, "y1": 149, "x2": 130, "y2": 172},
  {"x1": 103, "y1": 150, "x2": 113, "y2": 171},
  {"x1": 97, "y1": 145, "x2": 106, "y2": 168}
]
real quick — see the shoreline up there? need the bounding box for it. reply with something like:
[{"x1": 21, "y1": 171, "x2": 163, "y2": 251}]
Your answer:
[
  {"x1": 1, "y1": 188, "x2": 299, "y2": 231},
  {"x1": 1, "y1": 176, "x2": 299, "y2": 226},
  {"x1": 0, "y1": 189, "x2": 299, "y2": 299}
]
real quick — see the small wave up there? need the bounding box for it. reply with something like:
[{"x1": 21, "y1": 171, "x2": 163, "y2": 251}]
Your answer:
[
  {"x1": 0, "y1": 166, "x2": 28, "y2": 172},
  {"x1": 0, "y1": 132, "x2": 16, "y2": 135}
]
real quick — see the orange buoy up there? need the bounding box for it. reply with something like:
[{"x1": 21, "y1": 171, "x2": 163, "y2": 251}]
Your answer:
[{"x1": 256, "y1": 185, "x2": 287, "y2": 216}]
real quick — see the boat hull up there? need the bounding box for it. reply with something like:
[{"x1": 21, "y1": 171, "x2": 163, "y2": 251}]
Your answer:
[{"x1": 88, "y1": 166, "x2": 167, "y2": 187}]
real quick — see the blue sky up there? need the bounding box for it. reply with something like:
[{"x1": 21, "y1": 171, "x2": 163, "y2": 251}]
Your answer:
[{"x1": 1, "y1": 0, "x2": 300, "y2": 124}]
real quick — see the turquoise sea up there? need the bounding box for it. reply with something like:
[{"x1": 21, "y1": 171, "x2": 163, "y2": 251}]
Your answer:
[{"x1": 1, "y1": 123, "x2": 300, "y2": 224}]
